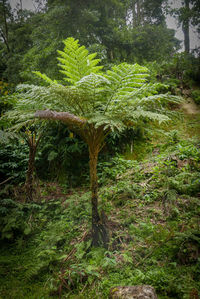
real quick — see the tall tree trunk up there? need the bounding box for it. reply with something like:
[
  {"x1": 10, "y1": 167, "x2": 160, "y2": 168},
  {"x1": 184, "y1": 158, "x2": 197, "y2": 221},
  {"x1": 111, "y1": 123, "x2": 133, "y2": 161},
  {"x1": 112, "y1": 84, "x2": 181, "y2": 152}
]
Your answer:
[
  {"x1": 89, "y1": 144, "x2": 109, "y2": 248},
  {"x1": 132, "y1": 0, "x2": 137, "y2": 27},
  {"x1": 182, "y1": 0, "x2": 190, "y2": 53},
  {"x1": 1, "y1": 0, "x2": 10, "y2": 53},
  {"x1": 136, "y1": 0, "x2": 143, "y2": 26}
]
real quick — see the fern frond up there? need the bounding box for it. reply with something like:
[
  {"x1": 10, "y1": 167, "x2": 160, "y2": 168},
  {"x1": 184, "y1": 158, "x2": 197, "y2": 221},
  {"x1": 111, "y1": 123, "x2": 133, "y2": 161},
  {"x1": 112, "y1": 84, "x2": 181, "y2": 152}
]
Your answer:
[
  {"x1": 33, "y1": 71, "x2": 58, "y2": 85},
  {"x1": 76, "y1": 73, "x2": 112, "y2": 107},
  {"x1": 135, "y1": 93, "x2": 182, "y2": 107},
  {"x1": 105, "y1": 63, "x2": 148, "y2": 91},
  {"x1": 104, "y1": 63, "x2": 149, "y2": 111},
  {"x1": 88, "y1": 113, "x2": 126, "y2": 132},
  {"x1": 130, "y1": 109, "x2": 170, "y2": 124},
  {"x1": 57, "y1": 37, "x2": 103, "y2": 84}
]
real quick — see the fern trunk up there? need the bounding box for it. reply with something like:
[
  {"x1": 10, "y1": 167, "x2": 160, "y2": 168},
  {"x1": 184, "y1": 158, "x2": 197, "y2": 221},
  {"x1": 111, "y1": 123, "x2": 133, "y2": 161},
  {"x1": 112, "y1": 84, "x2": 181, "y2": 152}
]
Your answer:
[{"x1": 89, "y1": 143, "x2": 109, "y2": 248}]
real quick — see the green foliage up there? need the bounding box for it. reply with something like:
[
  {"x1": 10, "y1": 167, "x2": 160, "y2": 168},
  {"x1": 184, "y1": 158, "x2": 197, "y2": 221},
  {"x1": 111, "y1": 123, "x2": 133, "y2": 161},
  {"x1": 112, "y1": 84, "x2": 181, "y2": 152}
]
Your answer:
[
  {"x1": 36, "y1": 122, "x2": 88, "y2": 185},
  {"x1": 176, "y1": 142, "x2": 200, "y2": 161},
  {"x1": 105, "y1": 126, "x2": 147, "y2": 156},
  {"x1": 148, "y1": 53, "x2": 200, "y2": 89},
  {"x1": 0, "y1": 141, "x2": 29, "y2": 183},
  {"x1": 0, "y1": 84, "x2": 16, "y2": 116},
  {"x1": 169, "y1": 172, "x2": 200, "y2": 196},
  {"x1": 98, "y1": 155, "x2": 139, "y2": 184},
  {"x1": 191, "y1": 89, "x2": 200, "y2": 105},
  {"x1": 0, "y1": 199, "x2": 32, "y2": 240}
]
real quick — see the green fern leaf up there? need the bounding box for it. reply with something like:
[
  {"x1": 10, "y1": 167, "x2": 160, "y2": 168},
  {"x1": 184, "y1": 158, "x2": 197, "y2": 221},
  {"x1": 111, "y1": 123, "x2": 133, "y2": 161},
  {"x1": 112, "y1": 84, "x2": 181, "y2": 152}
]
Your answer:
[
  {"x1": 33, "y1": 71, "x2": 58, "y2": 85},
  {"x1": 57, "y1": 37, "x2": 103, "y2": 84}
]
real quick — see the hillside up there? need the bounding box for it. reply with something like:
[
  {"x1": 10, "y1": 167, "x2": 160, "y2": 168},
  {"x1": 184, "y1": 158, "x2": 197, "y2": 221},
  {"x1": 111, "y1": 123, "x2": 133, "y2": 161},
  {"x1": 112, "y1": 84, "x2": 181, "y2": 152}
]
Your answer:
[{"x1": 0, "y1": 102, "x2": 199, "y2": 299}]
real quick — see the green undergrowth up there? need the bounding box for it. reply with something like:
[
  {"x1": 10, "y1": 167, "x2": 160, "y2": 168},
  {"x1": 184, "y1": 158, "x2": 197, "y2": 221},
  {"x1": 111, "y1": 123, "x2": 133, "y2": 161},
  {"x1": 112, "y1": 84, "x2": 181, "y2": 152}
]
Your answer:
[{"x1": 0, "y1": 115, "x2": 200, "y2": 299}]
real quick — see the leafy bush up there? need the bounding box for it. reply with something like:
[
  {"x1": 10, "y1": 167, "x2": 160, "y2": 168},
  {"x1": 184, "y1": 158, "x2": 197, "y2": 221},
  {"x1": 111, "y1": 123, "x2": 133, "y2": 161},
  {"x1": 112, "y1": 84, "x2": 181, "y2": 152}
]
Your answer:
[
  {"x1": 169, "y1": 172, "x2": 200, "y2": 196},
  {"x1": 191, "y1": 89, "x2": 200, "y2": 105},
  {"x1": 0, "y1": 141, "x2": 29, "y2": 184},
  {"x1": 0, "y1": 199, "x2": 36, "y2": 240},
  {"x1": 176, "y1": 142, "x2": 200, "y2": 161},
  {"x1": 147, "y1": 53, "x2": 200, "y2": 89},
  {"x1": 98, "y1": 155, "x2": 140, "y2": 184}
]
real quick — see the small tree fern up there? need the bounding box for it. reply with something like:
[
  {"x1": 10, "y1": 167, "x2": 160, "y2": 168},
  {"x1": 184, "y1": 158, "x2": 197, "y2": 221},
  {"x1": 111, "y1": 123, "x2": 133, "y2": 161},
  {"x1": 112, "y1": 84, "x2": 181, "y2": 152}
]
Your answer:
[
  {"x1": 1, "y1": 93, "x2": 45, "y2": 201},
  {"x1": 13, "y1": 37, "x2": 182, "y2": 247}
]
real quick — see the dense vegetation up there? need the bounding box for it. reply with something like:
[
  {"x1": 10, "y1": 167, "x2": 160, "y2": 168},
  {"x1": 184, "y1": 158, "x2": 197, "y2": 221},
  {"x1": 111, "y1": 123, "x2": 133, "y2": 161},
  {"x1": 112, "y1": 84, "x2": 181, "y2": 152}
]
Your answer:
[{"x1": 0, "y1": 0, "x2": 200, "y2": 298}]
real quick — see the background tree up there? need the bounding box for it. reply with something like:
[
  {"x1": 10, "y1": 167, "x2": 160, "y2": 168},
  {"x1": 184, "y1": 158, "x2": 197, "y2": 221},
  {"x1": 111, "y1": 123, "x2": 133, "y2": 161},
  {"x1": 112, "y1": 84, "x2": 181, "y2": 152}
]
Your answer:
[
  {"x1": 2, "y1": 0, "x2": 179, "y2": 83},
  {"x1": 1, "y1": 92, "x2": 45, "y2": 201},
  {"x1": 169, "y1": 0, "x2": 200, "y2": 54},
  {"x1": 0, "y1": 0, "x2": 36, "y2": 83},
  {"x1": 182, "y1": 0, "x2": 190, "y2": 53},
  {"x1": 15, "y1": 37, "x2": 182, "y2": 247},
  {"x1": 0, "y1": 0, "x2": 12, "y2": 53},
  {"x1": 190, "y1": 0, "x2": 200, "y2": 32},
  {"x1": 0, "y1": 0, "x2": 12, "y2": 78}
]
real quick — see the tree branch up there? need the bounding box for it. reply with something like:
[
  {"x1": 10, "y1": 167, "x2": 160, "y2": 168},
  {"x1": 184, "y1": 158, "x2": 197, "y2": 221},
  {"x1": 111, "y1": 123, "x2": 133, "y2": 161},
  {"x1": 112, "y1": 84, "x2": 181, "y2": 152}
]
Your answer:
[{"x1": 35, "y1": 109, "x2": 87, "y2": 128}]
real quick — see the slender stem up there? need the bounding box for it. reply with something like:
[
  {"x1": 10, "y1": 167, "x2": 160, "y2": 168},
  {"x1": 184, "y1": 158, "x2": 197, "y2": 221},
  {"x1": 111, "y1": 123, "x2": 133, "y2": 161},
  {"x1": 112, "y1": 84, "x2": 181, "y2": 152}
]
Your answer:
[
  {"x1": 0, "y1": 176, "x2": 13, "y2": 186},
  {"x1": 25, "y1": 132, "x2": 41, "y2": 201},
  {"x1": 25, "y1": 140, "x2": 36, "y2": 201}
]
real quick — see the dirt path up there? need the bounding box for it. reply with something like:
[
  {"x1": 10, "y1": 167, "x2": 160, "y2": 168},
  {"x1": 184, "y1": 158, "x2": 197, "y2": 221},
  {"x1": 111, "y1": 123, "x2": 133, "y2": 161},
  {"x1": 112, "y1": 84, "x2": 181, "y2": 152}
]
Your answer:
[{"x1": 181, "y1": 98, "x2": 200, "y2": 115}]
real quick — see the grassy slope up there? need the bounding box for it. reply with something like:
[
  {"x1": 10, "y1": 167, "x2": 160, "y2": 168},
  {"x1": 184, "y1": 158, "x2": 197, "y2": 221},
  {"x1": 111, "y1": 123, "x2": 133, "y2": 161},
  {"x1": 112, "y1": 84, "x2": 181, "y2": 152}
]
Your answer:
[{"x1": 0, "y1": 110, "x2": 200, "y2": 299}]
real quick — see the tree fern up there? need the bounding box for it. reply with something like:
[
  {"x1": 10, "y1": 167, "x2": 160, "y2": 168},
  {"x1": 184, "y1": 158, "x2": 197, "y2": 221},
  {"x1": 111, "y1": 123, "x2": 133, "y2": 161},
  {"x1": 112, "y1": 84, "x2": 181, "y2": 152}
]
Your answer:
[{"x1": 7, "y1": 37, "x2": 183, "y2": 247}]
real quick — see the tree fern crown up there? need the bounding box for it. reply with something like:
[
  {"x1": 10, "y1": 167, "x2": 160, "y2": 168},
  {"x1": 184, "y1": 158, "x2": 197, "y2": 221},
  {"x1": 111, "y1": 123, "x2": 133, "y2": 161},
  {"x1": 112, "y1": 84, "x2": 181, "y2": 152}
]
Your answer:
[{"x1": 9, "y1": 37, "x2": 182, "y2": 133}]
